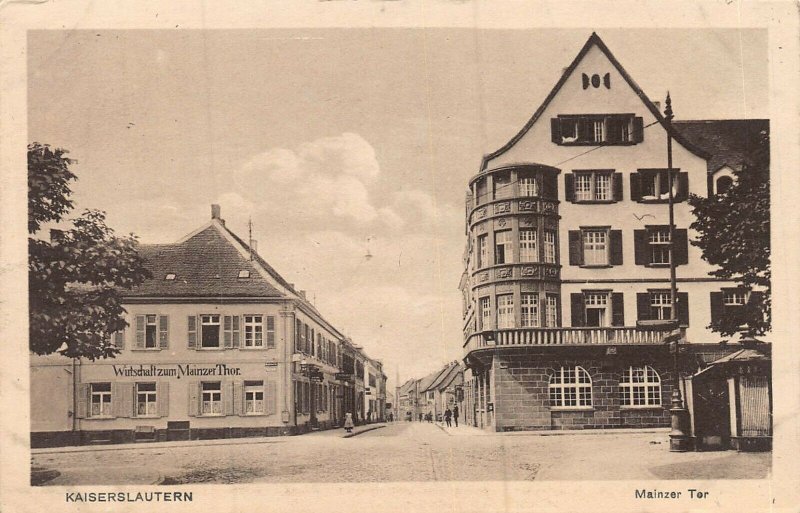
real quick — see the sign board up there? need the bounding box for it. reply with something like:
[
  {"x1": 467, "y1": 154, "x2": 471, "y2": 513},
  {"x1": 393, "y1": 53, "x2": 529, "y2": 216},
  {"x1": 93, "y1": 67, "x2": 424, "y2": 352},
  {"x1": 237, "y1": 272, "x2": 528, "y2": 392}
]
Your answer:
[{"x1": 335, "y1": 373, "x2": 352, "y2": 381}]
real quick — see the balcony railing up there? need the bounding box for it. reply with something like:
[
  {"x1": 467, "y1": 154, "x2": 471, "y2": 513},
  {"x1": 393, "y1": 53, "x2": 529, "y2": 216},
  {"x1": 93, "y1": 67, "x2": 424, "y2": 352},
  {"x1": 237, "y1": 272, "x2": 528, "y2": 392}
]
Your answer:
[{"x1": 464, "y1": 326, "x2": 673, "y2": 353}]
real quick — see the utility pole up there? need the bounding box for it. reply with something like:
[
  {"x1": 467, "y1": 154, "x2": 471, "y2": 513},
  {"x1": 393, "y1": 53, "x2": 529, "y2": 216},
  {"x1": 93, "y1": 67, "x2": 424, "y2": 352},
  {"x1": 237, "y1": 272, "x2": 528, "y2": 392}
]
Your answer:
[{"x1": 665, "y1": 93, "x2": 690, "y2": 452}]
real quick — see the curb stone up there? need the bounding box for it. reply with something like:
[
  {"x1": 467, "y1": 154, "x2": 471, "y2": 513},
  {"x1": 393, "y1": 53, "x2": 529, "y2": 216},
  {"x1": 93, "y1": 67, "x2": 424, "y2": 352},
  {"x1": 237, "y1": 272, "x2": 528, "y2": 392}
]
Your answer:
[{"x1": 343, "y1": 425, "x2": 386, "y2": 438}]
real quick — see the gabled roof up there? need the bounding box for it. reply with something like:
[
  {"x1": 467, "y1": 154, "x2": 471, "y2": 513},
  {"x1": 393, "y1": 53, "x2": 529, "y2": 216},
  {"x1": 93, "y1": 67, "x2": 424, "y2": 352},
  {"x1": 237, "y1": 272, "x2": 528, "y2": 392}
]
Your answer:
[
  {"x1": 482, "y1": 32, "x2": 709, "y2": 171},
  {"x1": 417, "y1": 367, "x2": 447, "y2": 393},
  {"x1": 426, "y1": 362, "x2": 462, "y2": 391},
  {"x1": 398, "y1": 379, "x2": 418, "y2": 396},
  {"x1": 127, "y1": 223, "x2": 284, "y2": 298},
  {"x1": 673, "y1": 119, "x2": 769, "y2": 173}
]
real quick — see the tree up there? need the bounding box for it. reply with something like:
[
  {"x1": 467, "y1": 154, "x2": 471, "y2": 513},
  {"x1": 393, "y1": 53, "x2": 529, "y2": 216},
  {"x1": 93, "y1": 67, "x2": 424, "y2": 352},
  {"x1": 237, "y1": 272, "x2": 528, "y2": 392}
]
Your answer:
[
  {"x1": 688, "y1": 129, "x2": 770, "y2": 337},
  {"x1": 28, "y1": 143, "x2": 151, "y2": 360}
]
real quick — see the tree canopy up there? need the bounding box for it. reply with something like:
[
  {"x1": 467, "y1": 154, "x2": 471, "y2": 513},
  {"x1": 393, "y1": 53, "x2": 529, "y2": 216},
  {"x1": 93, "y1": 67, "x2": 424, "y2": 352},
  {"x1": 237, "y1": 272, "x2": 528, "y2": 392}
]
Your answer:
[
  {"x1": 28, "y1": 143, "x2": 151, "y2": 359},
  {"x1": 688, "y1": 130, "x2": 770, "y2": 337}
]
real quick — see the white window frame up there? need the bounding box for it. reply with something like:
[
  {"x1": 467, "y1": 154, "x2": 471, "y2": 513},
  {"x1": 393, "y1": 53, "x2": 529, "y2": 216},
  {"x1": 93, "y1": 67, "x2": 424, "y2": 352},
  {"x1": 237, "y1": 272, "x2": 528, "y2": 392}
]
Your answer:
[
  {"x1": 519, "y1": 229, "x2": 538, "y2": 263},
  {"x1": 201, "y1": 382, "x2": 223, "y2": 416},
  {"x1": 574, "y1": 171, "x2": 612, "y2": 202},
  {"x1": 90, "y1": 382, "x2": 113, "y2": 418},
  {"x1": 136, "y1": 382, "x2": 158, "y2": 417},
  {"x1": 245, "y1": 381, "x2": 264, "y2": 415},
  {"x1": 519, "y1": 176, "x2": 539, "y2": 197},
  {"x1": 477, "y1": 234, "x2": 488, "y2": 269},
  {"x1": 582, "y1": 229, "x2": 609, "y2": 266},
  {"x1": 495, "y1": 230, "x2": 513, "y2": 264},
  {"x1": 496, "y1": 294, "x2": 514, "y2": 329},
  {"x1": 648, "y1": 228, "x2": 671, "y2": 265},
  {"x1": 479, "y1": 297, "x2": 492, "y2": 331},
  {"x1": 145, "y1": 314, "x2": 158, "y2": 349},
  {"x1": 641, "y1": 170, "x2": 677, "y2": 201},
  {"x1": 619, "y1": 366, "x2": 662, "y2": 407},
  {"x1": 200, "y1": 314, "x2": 222, "y2": 349},
  {"x1": 584, "y1": 292, "x2": 610, "y2": 327},
  {"x1": 493, "y1": 173, "x2": 512, "y2": 200},
  {"x1": 549, "y1": 366, "x2": 592, "y2": 409},
  {"x1": 543, "y1": 230, "x2": 556, "y2": 264},
  {"x1": 243, "y1": 315, "x2": 264, "y2": 348},
  {"x1": 521, "y1": 293, "x2": 539, "y2": 328},
  {"x1": 650, "y1": 291, "x2": 673, "y2": 320},
  {"x1": 545, "y1": 295, "x2": 558, "y2": 328},
  {"x1": 723, "y1": 290, "x2": 747, "y2": 306}
]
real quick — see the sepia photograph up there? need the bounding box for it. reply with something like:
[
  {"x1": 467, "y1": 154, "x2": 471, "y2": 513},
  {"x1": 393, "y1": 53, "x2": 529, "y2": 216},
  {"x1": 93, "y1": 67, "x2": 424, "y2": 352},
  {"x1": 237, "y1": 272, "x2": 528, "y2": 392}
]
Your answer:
[{"x1": 2, "y1": 2, "x2": 799, "y2": 512}]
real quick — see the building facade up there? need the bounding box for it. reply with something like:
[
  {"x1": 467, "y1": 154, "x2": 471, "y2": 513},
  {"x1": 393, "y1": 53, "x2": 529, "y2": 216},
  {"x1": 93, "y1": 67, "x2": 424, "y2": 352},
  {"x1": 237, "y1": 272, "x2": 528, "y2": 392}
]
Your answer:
[
  {"x1": 460, "y1": 33, "x2": 768, "y2": 436},
  {"x1": 30, "y1": 205, "x2": 385, "y2": 446}
]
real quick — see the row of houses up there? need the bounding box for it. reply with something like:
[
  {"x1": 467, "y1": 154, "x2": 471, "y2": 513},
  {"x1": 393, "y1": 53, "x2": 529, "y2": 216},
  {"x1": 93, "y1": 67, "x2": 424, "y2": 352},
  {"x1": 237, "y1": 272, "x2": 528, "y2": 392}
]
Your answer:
[
  {"x1": 30, "y1": 205, "x2": 388, "y2": 447},
  {"x1": 458, "y1": 33, "x2": 771, "y2": 451},
  {"x1": 397, "y1": 361, "x2": 463, "y2": 422}
]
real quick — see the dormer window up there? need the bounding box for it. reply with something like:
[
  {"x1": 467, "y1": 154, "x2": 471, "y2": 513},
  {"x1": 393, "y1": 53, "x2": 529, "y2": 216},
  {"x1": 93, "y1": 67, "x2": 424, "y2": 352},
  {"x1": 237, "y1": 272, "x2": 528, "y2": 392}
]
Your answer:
[
  {"x1": 551, "y1": 114, "x2": 643, "y2": 146},
  {"x1": 165, "y1": 273, "x2": 176, "y2": 280},
  {"x1": 238, "y1": 270, "x2": 251, "y2": 279}
]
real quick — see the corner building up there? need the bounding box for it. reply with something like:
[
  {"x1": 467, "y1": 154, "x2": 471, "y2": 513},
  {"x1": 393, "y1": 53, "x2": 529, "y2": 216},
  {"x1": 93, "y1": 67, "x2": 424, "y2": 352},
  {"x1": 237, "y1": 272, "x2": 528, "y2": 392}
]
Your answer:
[{"x1": 460, "y1": 33, "x2": 767, "y2": 432}]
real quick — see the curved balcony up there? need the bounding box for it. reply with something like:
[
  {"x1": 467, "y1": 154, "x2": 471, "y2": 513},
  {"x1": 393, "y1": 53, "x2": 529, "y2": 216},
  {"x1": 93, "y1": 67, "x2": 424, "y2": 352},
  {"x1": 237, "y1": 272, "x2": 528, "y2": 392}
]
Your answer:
[{"x1": 463, "y1": 326, "x2": 673, "y2": 354}]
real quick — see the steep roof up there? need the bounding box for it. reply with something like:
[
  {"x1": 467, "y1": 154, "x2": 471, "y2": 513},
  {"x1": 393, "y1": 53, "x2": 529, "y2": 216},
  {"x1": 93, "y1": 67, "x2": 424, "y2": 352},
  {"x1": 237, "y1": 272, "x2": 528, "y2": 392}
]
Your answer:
[
  {"x1": 426, "y1": 362, "x2": 462, "y2": 391},
  {"x1": 482, "y1": 32, "x2": 709, "y2": 171},
  {"x1": 126, "y1": 224, "x2": 284, "y2": 298},
  {"x1": 673, "y1": 119, "x2": 769, "y2": 173},
  {"x1": 418, "y1": 367, "x2": 447, "y2": 393}
]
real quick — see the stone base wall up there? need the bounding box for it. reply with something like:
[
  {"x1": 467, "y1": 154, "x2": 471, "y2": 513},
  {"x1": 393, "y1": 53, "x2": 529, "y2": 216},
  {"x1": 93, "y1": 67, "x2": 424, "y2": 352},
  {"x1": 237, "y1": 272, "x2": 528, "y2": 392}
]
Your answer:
[{"x1": 492, "y1": 348, "x2": 674, "y2": 431}]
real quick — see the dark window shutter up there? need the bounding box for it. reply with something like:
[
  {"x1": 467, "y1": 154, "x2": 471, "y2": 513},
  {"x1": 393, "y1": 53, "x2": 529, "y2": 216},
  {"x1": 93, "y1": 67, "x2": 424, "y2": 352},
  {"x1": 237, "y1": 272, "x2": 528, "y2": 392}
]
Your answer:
[
  {"x1": 543, "y1": 173, "x2": 557, "y2": 200},
  {"x1": 613, "y1": 172, "x2": 623, "y2": 201},
  {"x1": 630, "y1": 173, "x2": 642, "y2": 201},
  {"x1": 634, "y1": 230, "x2": 648, "y2": 265},
  {"x1": 636, "y1": 293, "x2": 651, "y2": 321},
  {"x1": 159, "y1": 315, "x2": 169, "y2": 349},
  {"x1": 673, "y1": 229, "x2": 688, "y2": 266},
  {"x1": 551, "y1": 118, "x2": 561, "y2": 143},
  {"x1": 633, "y1": 116, "x2": 644, "y2": 143},
  {"x1": 710, "y1": 291, "x2": 724, "y2": 327},
  {"x1": 570, "y1": 293, "x2": 585, "y2": 327},
  {"x1": 568, "y1": 230, "x2": 583, "y2": 266},
  {"x1": 675, "y1": 172, "x2": 689, "y2": 202},
  {"x1": 565, "y1": 174, "x2": 575, "y2": 202},
  {"x1": 556, "y1": 295, "x2": 563, "y2": 327},
  {"x1": 187, "y1": 316, "x2": 197, "y2": 348},
  {"x1": 677, "y1": 292, "x2": 690, "y2": 326},
  {"x1": 748, "y1": 291, "x2": 765, "y2": 308},
  {"x1": 610, "y1": 230, "x2": 623, "y2": 266},
  {"x1": 611, "y1": 292, "x2": 625, "y2": 326}
]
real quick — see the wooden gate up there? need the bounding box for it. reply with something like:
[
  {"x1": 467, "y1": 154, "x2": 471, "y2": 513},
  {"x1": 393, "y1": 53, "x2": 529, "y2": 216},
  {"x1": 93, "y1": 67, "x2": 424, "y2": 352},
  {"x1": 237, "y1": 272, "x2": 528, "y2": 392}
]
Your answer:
[
  {"x1": 739, "y1": 375, "x2": 771, "y2": 437},
  {"x1": 692, "y1": 378, "x2": 731, "y2": 450}
]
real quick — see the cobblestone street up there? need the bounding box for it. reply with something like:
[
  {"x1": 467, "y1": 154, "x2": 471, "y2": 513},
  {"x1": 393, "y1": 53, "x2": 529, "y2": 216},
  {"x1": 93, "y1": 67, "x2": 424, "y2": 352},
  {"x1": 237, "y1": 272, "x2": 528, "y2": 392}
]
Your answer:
[{"x1": 31, "y1": 422, "x2": 770, "y2": 485}]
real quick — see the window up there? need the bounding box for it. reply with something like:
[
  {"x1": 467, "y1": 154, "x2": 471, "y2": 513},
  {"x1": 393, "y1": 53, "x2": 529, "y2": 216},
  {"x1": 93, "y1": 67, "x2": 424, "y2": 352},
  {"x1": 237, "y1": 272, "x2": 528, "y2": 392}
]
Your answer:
[
  {"x1": 648, "y1": 228, "x2": 671, "y2": 265},
  {"x1": 723, "y1": 290, "x2": 746, "y2": 306},
  {"x1": 201, "y1": 382, "x2": 222, "y2": 415},
  {"x1": 716, "y1": 176, "x2": 734, "y2": 195},
  {"x1": 245, "y1": 381, "x2": 264, "y2": 414},
  {"x1": 165, "y1": 273, "x2": 176, "y2": 280},
  {"x1": 620, "y1": 366, "x2": 662, "y2": 407},
  {"x1": 545, "y1": 295, "x2": 559, "y2": 328},
  {"x1": 493, "y1": 172, "x2": 512, "y2": 199},
  {"x1": 495, "y1": 230, "x2": 512, "y2": 264},
  {"x1": 145, "y1": 315, "x2": 158, "y2": 348},
  {"x1": 238, "y1": 270, "x2": 251, "y2": 279},
  {"x1": 582, "y1": 229, "x2": 608, "y2": 266},
  {"x1": 568, "y1": 171, "x2": 615, "y2": 202},
  {"x1": 244, "y1": 315, "x2": 263, "y2": 347},
  {"x1": 519, "y1": 229, "x2": 538, "y2": 263},
  {"x1": 90, "y1": 383, "x2": 112, "y2": 417},
  {"x1": 549, "y1": 367, "x2": 592, "y2": 408},
  {"x1": 475, "y1": 177, "x2": 488, "y2": 205},
  {"x1": 477, "y1": 234, "x2": 488, "y2": 268},
  {"x1": 266, "y1": 316, "x2": 275, "y2": 348},
  {"x1": 552, "y1": 115, "x2": 642, "y2": 145},
  {"x1": 632, "y1": 169, "x2": 688, "y2": 203},
  {"x1": 497, "y1": 294, "x2": 514, "y2": 329},
  {"x1": 543, "y1": 230, "x2": 556, "y2": 264},
  {"x1": 201, "y1": 315, "x2": 221, "y2": 348},
  {"x1": 136, "y1": 382, "x2": 157, "y2": 417},
  {"x1": 521, "y1": 293, "x2": 539, "y2": 327},
  {"x1": 650, "y1": 292, "x2": 673, "y2": 320},
  {"x1": 584, "y1": 292, "x2": 609, "y2": 327},
  {"x1": 519, "y1": 176, "x2": 539, "y2": 197},
  {"x1": 479, "y1": 297, "x2": 491, "y2": 330}
]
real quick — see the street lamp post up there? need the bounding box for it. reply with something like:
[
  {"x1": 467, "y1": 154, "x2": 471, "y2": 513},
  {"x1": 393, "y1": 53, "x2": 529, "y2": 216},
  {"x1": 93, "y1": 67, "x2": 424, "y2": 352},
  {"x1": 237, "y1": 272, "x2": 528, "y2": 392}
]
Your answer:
[{"x1": 665, "y1": 93, "x2": 691, "y2": 452}]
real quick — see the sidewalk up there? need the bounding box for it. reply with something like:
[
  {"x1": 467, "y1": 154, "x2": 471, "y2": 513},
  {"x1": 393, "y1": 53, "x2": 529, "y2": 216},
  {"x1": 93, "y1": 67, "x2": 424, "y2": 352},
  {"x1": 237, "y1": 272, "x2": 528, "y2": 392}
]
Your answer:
[{"x1": 435, "y1": 422, "x2": 668, "y2": 437}]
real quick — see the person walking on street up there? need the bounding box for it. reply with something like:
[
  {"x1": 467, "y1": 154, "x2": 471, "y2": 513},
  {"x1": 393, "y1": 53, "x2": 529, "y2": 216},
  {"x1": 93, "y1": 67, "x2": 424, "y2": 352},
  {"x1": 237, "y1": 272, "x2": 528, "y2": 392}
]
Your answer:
[
  {"x1": 344, "y1": 412, "x2": 354, "y2": 434},
  {"x1": 444, "y1": 408, "x2": 452, "y2": 428},
  {"x1": 453, "y1": 405, "x2": 459, "y2": 427}
]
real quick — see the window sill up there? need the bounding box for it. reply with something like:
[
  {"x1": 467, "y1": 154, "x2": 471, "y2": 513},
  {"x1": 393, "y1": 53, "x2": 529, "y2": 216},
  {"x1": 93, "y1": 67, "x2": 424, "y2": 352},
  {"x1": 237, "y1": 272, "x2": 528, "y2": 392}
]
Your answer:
[
  {"x1": 87, "y1": 416, "x2": 115, "y2": 420},
  {"x1": 135, "y1": 415, "x2": 160, "y2": 419},
  {"x1": 644, "y1": 263, "x2": 671, "y2": 268},
  {"x1": 131, "y1": 348, "x2": 162, "y2": 352},
  {"x1": 620, "y1": 405, "x2": 664, "y2": 410},
  {"x1": 243, "y1": 412, "x2": 266, "y2": 417},
  {"x1": 240, "y1": 346, "x2": 265, "y2": 350},
  {"x1": 636, "y1": 198, "x2": 685, "y2": 204},
  {"x1": 197, "y1": 347, "x2": 226, "y2": 351},
  {"x1": 199, "y1": 413, "x2": 225, "y2": 417},
  {"x1": 557, "y1": 141, "x2": 637, "y2": 147},
  {"x1": 549, "y1": 406, "x2": 594, "y2": 411},
  {"x1": 579, "y1": 264, "x2": 613, "y2": 269},
  {"x1": 571, "y1": 200, "x2": 618, "y2": 205}
]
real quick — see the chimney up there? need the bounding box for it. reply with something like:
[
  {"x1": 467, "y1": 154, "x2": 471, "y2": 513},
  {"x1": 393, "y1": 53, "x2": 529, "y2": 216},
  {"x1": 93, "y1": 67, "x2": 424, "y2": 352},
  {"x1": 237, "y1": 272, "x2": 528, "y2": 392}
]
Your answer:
[
  {"x1": 653, "y1": 101, "x2": 661, "y2": 112},
  {"x1": 251, "y1": 240, "x2": 258, "y2": 253},
  {"x1": 211, "y1": 204, "x2": 224, "y2": 225},
  {"x1": 298, "y1": 290, "x2": 307, "y2": 300}
]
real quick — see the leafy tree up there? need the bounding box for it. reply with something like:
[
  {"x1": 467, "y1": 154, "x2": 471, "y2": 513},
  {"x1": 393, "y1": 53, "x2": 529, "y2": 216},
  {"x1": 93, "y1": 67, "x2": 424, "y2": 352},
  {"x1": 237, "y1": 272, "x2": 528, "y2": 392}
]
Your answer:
[
  {"x1": 28, "y1": 143, "x2": 151, "y2": 359},
  {"x1": 688, "y1": 130, "x2": 770, "y2": 337}
]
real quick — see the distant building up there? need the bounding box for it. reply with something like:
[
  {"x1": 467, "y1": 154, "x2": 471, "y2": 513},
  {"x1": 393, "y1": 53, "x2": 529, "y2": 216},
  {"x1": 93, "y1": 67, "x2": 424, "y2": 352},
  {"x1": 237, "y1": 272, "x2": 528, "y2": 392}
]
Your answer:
[
  {"x1": 30, "y1": 205, "x2": 385, "y2": 446},
  {"x1": 459, "y1": 32, "x2": 770, "y2": 445}
]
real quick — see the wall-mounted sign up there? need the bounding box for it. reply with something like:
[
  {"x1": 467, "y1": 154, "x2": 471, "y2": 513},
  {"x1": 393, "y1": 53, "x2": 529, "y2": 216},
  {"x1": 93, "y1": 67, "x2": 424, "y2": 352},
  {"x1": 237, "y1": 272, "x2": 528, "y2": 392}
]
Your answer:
[{"x1": 111, "y1": 364, "x2": 242, "y2": 378}]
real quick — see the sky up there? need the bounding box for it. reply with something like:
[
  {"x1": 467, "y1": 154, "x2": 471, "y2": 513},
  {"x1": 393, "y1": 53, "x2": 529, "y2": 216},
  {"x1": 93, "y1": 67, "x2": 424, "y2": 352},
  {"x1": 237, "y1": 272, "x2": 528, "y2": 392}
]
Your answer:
[{"x1": 27, "y1": 28, "x2": 768, "y2": 384}]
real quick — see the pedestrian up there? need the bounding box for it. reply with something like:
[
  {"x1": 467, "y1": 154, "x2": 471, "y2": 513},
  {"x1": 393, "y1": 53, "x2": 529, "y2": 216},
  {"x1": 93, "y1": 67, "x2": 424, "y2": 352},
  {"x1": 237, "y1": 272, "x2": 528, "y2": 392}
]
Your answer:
[
  {"x1": 453, "y1": 405, "x2": 459, "y2": 427},
  {"x1": 444, "y1": 408, "x2": 452, "y2": 428},
  {"x1": 344, "y1": 412, "x2": 354, "y2": 434}
]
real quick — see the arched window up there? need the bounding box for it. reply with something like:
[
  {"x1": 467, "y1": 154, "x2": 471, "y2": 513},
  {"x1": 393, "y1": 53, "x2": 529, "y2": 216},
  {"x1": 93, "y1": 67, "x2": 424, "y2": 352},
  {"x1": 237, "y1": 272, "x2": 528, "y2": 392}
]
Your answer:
[
  {"x1": 716, "y1": 176, "x2": 734, "y2": 195},
  {"x1": 549, "y1": 366, "x2": 592, "y2": 408},
  {"x1": 619, "y1": 366, "x2": 662, "y2": 407}
]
